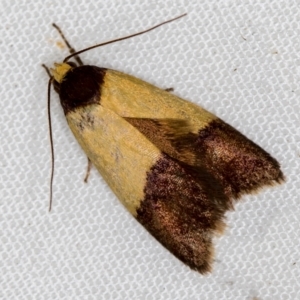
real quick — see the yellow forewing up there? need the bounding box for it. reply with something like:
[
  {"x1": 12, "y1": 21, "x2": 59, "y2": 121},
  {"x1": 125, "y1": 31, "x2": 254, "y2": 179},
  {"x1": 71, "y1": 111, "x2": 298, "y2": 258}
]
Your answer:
[
  {"x1": 65, "y1": 69, "x2": 219, "y2": 215},
  {"x1": 66, "y1": 104, "x2": 161, "y2": 216},
  {"x1": 101, "y1": 69, "x2": 217, "y2": 133}
]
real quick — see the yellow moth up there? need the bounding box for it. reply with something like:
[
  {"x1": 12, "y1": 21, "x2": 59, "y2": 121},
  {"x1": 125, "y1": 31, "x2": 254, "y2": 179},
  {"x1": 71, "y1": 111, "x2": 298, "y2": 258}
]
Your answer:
[{"x1": 44, "y1": 14, "x2": 284, "y2": 273}]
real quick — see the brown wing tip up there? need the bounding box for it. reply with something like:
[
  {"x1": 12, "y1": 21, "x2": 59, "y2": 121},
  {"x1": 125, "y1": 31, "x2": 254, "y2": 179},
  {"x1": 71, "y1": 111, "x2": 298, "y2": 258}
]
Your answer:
[
  {"x1": 234, "y1": 168, "x2": 285, "y2": 200},
  {"x1": 196, "y1": 119, "x2": 285, "y2": 202},
  {"x1": 188, "y1": 221, "x2": 227, "y2": 274},
  {"x1": 192, "y1": 219, "x2": 226, "y2": 274},
  {"x1": 189, "y1": 243, "x2": 214, "y2": 274}
]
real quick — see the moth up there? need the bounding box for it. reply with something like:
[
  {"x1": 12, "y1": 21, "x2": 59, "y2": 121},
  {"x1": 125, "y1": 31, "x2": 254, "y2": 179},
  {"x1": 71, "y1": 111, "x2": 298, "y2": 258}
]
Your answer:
[{"x1": 44, "y1": 14, "x2": 284, "y2": 273}]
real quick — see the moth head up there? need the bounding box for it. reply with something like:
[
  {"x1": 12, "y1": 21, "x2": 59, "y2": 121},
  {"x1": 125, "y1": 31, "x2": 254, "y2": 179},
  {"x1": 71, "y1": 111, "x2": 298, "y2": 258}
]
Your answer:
[{"x1": 50, "y1": 62, "x2": 76, "y2": 84}]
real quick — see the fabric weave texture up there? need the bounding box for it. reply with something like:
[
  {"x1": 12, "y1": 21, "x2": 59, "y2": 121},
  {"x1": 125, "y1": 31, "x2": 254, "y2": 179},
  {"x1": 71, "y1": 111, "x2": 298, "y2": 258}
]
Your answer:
[{"x1": 0, "y1": 1, "x2": 298, "y2": 299}]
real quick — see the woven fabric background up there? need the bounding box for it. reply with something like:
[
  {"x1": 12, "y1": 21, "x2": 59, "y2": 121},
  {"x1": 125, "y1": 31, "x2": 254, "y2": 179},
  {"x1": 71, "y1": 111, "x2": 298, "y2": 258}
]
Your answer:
[{"x1": 0, "y1": 0, "x2": 299, "y2": 299}]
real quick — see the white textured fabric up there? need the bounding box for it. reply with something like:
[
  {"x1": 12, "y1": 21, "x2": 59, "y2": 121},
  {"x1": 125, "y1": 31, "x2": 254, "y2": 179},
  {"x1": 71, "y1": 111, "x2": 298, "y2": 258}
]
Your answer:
[{"x1": 0, "y1": 0, "x2": 299, "y2": 299}]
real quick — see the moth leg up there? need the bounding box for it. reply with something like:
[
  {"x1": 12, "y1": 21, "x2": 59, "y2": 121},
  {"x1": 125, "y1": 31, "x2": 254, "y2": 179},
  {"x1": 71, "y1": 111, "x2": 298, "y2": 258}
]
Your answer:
[
  {"x1": 165, "y1": 87, "x2": 174, "y2": 92},
  {"x1": 52, "y1": 23, "x2": 83, "y2": 66},
  {"x1": 84, "y1": 157, "x2": 93, "y2": 183}
]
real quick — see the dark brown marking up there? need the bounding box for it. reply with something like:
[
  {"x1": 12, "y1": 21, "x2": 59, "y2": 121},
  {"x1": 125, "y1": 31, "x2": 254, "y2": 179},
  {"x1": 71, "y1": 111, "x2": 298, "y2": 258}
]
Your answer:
[
  {"x1": 165, "y1": 87, "x2": 174, "y2": 92},
  {"x1": 195, "y1": 119, "x2": 284, "y2": 201},
  {"x1": 125, "y1": 118, "x2": 199, "y2": 165},
  {"x1": 76, "y1": 111, "x2": 97, "y2": 132},
  {"x1": 129, "y1": 116, "x2": 284, "y2": 205},
  {"x1": 56, "y1": 65, "x2": 106, "y2": 114},
  {"x1": 136, "y1": 118, "x2": 284, "y2": 273},
  {"x1": 137, "y1": 154, "x2": 230, "y2": 274}
]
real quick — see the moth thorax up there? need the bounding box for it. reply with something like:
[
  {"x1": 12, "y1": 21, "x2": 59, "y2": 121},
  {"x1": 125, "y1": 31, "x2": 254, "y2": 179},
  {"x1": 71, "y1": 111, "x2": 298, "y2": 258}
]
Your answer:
[{"x1": 51, "y1": 63, "x2": 73, "y2": 83}]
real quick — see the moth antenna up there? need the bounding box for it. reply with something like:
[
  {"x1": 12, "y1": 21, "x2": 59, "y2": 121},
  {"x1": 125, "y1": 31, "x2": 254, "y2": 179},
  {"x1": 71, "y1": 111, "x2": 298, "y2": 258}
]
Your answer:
[
  {"x1": 42, "y1": 63, "x2": 52, "y2": 77},
  {"x1": 63, "y1": 13, "x2": 187, "y2": 63},
  {"x1": 42, "y1": 64, "x2": 55, "y2": 212},
  {"x1": 52, "y1": 23, "x2": 83, "y2": 66},
  {"x1": 47, "y1": 77, "x2": 54, "y2": 212},
  {"x1": 44, "y1": 13, "x2": 186, "y2": 211}
]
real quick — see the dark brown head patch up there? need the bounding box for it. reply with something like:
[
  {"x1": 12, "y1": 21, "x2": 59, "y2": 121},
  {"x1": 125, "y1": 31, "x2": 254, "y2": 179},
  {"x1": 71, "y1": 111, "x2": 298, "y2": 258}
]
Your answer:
[{"x1": 58, "y1": 65, "x2": 106, "y2": 114}]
